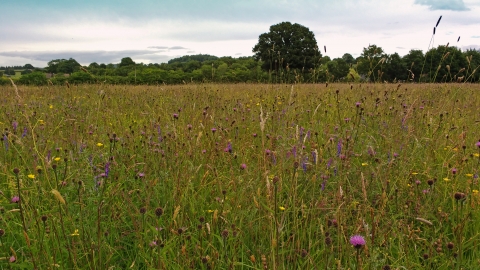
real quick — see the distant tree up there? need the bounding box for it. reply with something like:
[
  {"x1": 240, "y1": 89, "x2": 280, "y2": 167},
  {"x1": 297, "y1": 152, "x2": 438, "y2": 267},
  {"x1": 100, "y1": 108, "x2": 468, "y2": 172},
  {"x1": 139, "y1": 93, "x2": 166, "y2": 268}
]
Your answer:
[
  {"x1": 88, "y1": 62, "x2": 100, "y2": 69},
  {"x1": 24, "y1": 64, "x2": 34, "y2": 69},
  {"x1": 464, "y1": 49, "x2": 480, "y2": 82},
  {"x1": 99, "y1": 63, "x2": 107, "y2": 69},
  {"x1": 402, "y1": 49, "x2": 425, "y2": 82},
  {"x1": 342, "y1": 53, "x2": 356, "y2": 65},
  {"x1": 168, "y1": 54, "x2": 218, "y2": 64},
  {"x1": 119, "y1": 57, "x2": 136, "y2": 67},
  {"x1": 356, "y1": 45, "x2": 386, "y2": 81},
  {"x1": 383, "y1": 53, "x2": 407, "y2": 82},
  {"x1": 5, "y1": 68, "x2": 16, "y2": 75},
  {"x1": 327, "y1": 58, "x2": 350, "y2": 81},
  {"x1": 46, "y1": 58, "x2": 80, "y2": 74},
  {"x1": 18, "y1": 72, "x2": 47, "y2": 85},
  {"x1": 21, "y1": 69, "x2": 33, "y2": 75},
  {"x1": 424, "y1": 45, "x2": 468, "y2": 82},
  {"x1": 252, "y1": 22, "x2": 321, "y2": 71},
  {"x1": 0, "y1": 71, "x2": 3, "y2": 77}
]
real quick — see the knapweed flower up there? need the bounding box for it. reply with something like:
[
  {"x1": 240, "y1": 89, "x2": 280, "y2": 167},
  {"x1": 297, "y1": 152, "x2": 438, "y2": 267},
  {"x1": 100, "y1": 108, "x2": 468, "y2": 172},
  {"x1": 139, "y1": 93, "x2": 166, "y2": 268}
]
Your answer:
[
  {"x1": 240, "y1": 163, "x2": 247, "y2": 170},
  {"x1": 9, "y1": 256, "x2": 16, "y2": 263},
  {"x1": 475, "y1": 141, "x2": 480, "y2": 148},
  {"x1": 11, "y1": 196, "x2": 20, "y2": 203},
  {"x1": 451, "y1": 168, "x2": 457, "y2": 175},
  {"x1": 211, "y1": 128, "x2": 217, "y2": 133},
  {"x1": 350, "y1": 235, "x2": 366, "y2": 249}
]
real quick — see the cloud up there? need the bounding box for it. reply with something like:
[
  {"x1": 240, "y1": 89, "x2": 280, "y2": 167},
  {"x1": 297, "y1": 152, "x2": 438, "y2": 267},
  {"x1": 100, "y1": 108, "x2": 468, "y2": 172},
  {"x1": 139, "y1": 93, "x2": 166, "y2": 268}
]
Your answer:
[
  {"x1": 0, "y1": 50, "x2": 173, "y2": 65},
  {"x1": 168, "y1": 46, "x2": 188, "y2": 50},
  {"x1": 414, "y1": 0, "x2": 470, "y2": 11},
  {"x1": 462, "y1": 45, "x2": 480, "y2": 51},
  {"x1": 148, "y1": 46, "x2": 169, "y2": 49},
  {"x1": 472, "y1": 36, "x2": 480, "y2": 38}
]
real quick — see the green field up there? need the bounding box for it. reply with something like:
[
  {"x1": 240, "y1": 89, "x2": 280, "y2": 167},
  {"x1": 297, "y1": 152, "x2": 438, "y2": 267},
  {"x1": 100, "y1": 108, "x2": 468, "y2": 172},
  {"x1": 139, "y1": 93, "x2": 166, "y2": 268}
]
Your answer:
[{"x1": 1, "y1": 83, "x2": 479, "y2": 269}]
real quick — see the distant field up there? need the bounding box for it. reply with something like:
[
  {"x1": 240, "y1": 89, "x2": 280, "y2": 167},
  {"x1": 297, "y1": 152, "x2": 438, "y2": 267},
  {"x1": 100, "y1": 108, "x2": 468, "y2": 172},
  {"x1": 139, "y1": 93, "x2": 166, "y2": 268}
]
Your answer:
[{"x1": 1, "y1": 83, "x2": 479, "y2": 269}]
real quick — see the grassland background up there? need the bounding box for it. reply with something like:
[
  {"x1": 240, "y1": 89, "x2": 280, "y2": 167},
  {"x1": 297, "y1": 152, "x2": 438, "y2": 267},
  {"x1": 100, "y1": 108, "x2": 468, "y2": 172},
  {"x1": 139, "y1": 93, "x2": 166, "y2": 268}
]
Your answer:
[{"x1": 1, "y1": 83, "x2": 480, "y2": 269}]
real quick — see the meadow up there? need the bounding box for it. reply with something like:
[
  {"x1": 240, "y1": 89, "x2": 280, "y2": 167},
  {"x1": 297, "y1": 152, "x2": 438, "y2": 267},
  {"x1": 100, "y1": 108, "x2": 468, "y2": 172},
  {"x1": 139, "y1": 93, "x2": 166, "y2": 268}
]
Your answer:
[{"x1": 1, "y1": 82, "x2": 479, "y2": 269}]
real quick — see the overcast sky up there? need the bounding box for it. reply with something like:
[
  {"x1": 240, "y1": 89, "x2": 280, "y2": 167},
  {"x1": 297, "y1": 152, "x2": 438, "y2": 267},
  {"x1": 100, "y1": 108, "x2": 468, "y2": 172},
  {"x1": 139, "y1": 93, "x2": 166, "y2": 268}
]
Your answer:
[{"x1": 1, "y1": 0, "x2": 479, "y2": 67}]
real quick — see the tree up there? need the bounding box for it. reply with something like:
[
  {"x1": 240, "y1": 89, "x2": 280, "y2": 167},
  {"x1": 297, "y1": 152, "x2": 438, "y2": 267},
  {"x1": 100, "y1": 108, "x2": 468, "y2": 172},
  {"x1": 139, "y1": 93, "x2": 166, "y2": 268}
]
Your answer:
[
  {"x1": 327, "y1": 58, "x2": 350, "y2": 81},
  {"x1": 356, "y1": 45, "x2": 386, "y2": 82},
  {"x1": 402, "y1": 49, "x2": 424, "y2": 82},
  {"x1": 383, "y1": 53, "x2": 407, "y2": 82},
  {"x1": 24, "y1": 64, "x2": 34, "y2": 69},
  {"x1": 342, "y1": 53, "x2": 356, "y2": 65},
  {"x1": 252, "y1": 22, "x2": 321, "y2": 71},
  {"x1": 46, "y1": 58, "x2": 80, "y2": 74},
  {"x1": 119, "y1": 57, "x2": 136, "y2": 67},
  {"x1": 18, "y1": 72, "x2": 47, "y2": 85},
  {"x1": 21, "y1": 69, "x2": 33, "y2": 75}
]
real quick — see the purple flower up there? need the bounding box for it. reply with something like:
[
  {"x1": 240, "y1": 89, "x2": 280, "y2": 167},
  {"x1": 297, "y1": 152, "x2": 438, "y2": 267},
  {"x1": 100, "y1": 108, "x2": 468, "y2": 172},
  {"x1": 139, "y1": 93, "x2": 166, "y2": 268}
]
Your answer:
[
  {"x1": 337, "y1": 140, "x2": 342, "y2": 157},
  {"x1": 9, "y1": 256, "x2": 16, "y2": 263},
  {"x1": 22, "y1": 127, "x2": 27, "y2": 137},
  {"x1": 240, "y1": 163, "x2": 247, "y2": 170},
  {"x1": 11, "y1": 196, "x2": 20, "y2": 203},
  {"x1": 350, "y1": 235, "x2": 366, "y2": 248},
  {"x1": 476, "y1": 141, "x2": 480, "y2": 148},
  {"x1": 12, "y1": 121, "x2": 18, "y2": 132},
  {"x1": 355, "y1": 102, "x2": 362, "y2": 107},
  {"x1": 173, "y1": 113, "x2": 179, "y2": 119},
  {"x1": 105, "y1": 162, "x2": 110, "y2": 177},
  {"x1": 138, "y1": 172, "x2": 145, "y2": 178},
  {"x1": 149, "y1": 241, "x2": 157, "y2": 247},
  {"x1": 211, "y1": 128, "x2": 217, "y2": 133},
  {"x1": 451, "y1": 168, "x2": 457, "y2": 175},
  {"x1": 227, "y1": 142, "x2": 232, "y2": 153}
]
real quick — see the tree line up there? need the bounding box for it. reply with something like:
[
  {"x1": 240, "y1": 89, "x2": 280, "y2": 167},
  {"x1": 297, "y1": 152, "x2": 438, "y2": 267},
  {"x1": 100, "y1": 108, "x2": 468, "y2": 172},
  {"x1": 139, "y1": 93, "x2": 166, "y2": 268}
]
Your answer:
[{"x1": 1, "y1": 22, "x2": 479, "y2": 85}]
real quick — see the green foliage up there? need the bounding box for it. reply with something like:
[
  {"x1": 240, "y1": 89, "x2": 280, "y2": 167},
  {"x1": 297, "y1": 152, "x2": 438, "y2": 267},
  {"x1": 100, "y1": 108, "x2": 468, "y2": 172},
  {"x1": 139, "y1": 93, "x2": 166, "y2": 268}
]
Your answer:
[
  {"x1": 18, "y1": 71, "x2": 48, "y2": 85},
  {"x1": 168, "y1": 54, "x2": 218, "y2": 64},
  {"x1": 4, "y1": 68, "x2": 16, "y2": 76},
  {"x1": 23, "y1": 64, "x2": 34, "y2": 69},
  {"x1": 119, "y1": 57, "x2": 136, "y2": 67},
  {"x1": 21, "y1": 69, "x2": 33, "y2": 75},
  {"x1": 253, "y1": 22, "x2": 321, "y2": 71},
  {"x1": 46, "y1": 58, "x2": 81, "y2": 74}
]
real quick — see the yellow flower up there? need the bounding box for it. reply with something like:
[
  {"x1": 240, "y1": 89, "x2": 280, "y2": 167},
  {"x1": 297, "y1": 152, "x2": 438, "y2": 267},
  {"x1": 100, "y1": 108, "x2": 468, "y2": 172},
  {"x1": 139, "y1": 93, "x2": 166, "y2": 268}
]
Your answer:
[
  {"x1": 207, "y1": 210, "x2": 214, "y2": 213},
  {"x1": 279, "y1": 206, "x2": 286, "y2": 211},
  {"x1": 54, "y1": 157, "x2": 61, "y2": 161},
  {"x1": 39, "y1": 120, "x2": 45, "y2": 125},
  {"x1": 411, "y1": 172, "x2": 418, "y2": 175},
  {"x1": 96, "y1": 143, "x2": 103, "y2": 147},
  {"x1": 49, "y1": 104, "x2": 53, "y2": 109},
  {"x1": 277, "y1": 102, "x2": 282, "y2": 105},
  {"x1": 443, "y1": 177, "x2": 450, "y2": 181},
  {"x1": 474, "y1": 153, "x2": 480, "y2": 157},
  {"x1": 28, "y1": 174, "x2": 35, "y2": 179},
  {"x1": 361, "y1": 163, "x2": 368, "y2": 166},
  {"x1": 466, "y1": 174, "x2": 474, "y2": 177},
  {"x1": 70, "y1": 229, "x2": 79, "y2": 236},
  {"x1": 473, "y1": 190, "x2": 479, "y2": 194}
]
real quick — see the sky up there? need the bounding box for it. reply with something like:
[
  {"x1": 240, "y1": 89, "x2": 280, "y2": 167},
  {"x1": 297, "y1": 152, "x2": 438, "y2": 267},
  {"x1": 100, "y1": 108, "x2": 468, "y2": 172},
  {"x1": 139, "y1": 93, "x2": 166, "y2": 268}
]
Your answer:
[{"x1": 1, "y1": 0, "x2": 479, "y2": 67}]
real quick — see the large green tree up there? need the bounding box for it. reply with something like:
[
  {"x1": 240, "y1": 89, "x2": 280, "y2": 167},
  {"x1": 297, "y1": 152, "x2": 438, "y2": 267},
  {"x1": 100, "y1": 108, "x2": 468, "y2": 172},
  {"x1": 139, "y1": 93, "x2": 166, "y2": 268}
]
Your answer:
[{"x1": 252, "y1": 22, "x2": 321, "y2": 71}]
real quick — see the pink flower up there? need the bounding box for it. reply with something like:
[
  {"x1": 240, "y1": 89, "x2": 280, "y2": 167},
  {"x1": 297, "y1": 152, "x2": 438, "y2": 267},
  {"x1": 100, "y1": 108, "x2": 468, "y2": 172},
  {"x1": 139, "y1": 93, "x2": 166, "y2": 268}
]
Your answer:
[
  {"x1": 240, "y1": 164, "x2": 247, "y2": 170},
  {"x1": 11, "y1": 196, "x2": 20, "y2": 203},
  {"x1": 350, "y1": 235, "x2": 366, "y2": 248},
  {"x1": 9, "y1": 255, "x2": 16, "y2": 263}
]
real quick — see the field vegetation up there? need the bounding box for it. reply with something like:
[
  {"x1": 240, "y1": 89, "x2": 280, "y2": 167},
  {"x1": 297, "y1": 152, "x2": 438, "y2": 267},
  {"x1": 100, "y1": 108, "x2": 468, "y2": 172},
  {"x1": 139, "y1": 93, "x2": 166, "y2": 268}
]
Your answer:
[{"x1": 1, "y1": 82, "x2": 480, "y2": 269}]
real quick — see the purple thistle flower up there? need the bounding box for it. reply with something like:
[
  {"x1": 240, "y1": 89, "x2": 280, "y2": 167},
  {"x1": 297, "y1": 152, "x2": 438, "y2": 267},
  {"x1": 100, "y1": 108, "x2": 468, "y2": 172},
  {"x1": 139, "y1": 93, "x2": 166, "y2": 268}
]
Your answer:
[
  {"x1": 157, "y1": 126, "x2": 162, "y2": 142},
  {"x1": 211, "y1": 128, "x2": 217, "y2": 133},
  {"x1": 451, "y1": 168, "x2": 457, "y2": 175},
  {"x1": 138, "y1": 172, "x2": 145, "y2": 178},
  {"x1": 227, "y1": 142, "x2": 232, "y2": 153},
  {"x1": 350, "y1": 235, "x2": 366, "y2": 248},
  {"x1": 11, "y1": 196, "x2": 20, "y2": 203},
  {"x1": 311, "y1": 151, "x2": 316, "y2": 164},
  {"x1": 173, "y1": 113, "x2": 179, "y2": 119},
  {"x1": 22, "y1": 127, "x2": 27, "y2": 137},
  {"x1": 9, "y1": 256, "x2": 16, "y2": 263},
  {"x1": 327, "y1": 158, "x2": 332, "y2": 168},
  {"x1": 240, "y1": 163, "x2": 247, "y2": 170},
  {"x1": 3, "y1": 134, "x2": 8, "y2": 151},
  {"x1": 292, "y1": 146, "x2": 297, "y2": 158},
  {"x1": 302, "y1": 159, "x2": 307, "y2": 172},
  {"x1": 355, "y1": 102, "x2": 362, "y2": 107},
  {"x1": 476, "y1": 141, "x2": 480, "y2": 148},
  {"x1": 337, "y1": 140, "x2": 342, "y2": 157},
  {"x1": 105, "y1": 162, "x2": 110, "y2": 177},
  {"x1": 12, "y1": 121, "x2": 18, "y2": 132}
]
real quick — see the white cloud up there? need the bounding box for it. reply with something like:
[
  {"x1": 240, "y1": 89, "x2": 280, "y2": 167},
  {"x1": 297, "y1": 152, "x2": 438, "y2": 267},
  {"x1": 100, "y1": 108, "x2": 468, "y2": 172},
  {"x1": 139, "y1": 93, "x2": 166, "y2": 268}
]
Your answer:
[{"x1": 414, "y1": 0, "x2": 470, "y2": 11}]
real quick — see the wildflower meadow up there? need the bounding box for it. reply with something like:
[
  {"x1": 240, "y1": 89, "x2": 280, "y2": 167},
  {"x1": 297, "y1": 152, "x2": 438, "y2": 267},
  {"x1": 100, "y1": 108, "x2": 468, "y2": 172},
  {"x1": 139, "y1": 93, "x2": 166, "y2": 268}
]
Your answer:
[{"x1": 1, "y1": 82, "x2": 480, "y2": 269}]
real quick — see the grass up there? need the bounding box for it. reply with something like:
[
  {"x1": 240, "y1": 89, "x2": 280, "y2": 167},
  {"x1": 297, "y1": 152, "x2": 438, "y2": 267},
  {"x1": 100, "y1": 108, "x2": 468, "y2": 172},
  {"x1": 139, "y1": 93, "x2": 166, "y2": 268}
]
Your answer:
[{"x1": 0, "y1": 83, "x2": 480, "y2": 269}]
